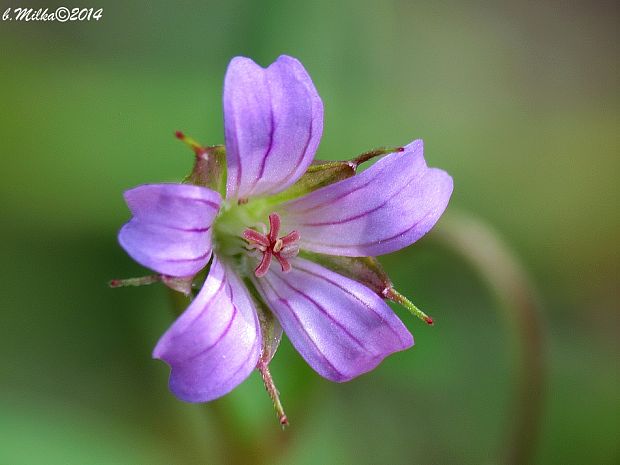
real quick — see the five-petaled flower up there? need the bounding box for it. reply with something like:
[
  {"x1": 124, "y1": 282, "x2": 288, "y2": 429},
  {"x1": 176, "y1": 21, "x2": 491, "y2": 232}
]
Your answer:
[{"x1": 117, "y1": 55, "x2": 453, "y2": 417}]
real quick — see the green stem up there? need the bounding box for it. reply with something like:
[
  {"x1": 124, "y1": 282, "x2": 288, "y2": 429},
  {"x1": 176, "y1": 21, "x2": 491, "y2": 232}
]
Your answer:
[{"x1": 433, "y1": 211, "x2": 546, "y2": 465}]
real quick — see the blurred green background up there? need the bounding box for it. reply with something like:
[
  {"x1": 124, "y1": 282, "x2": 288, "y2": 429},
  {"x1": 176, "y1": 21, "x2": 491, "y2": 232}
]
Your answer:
[{"x1": 1, "y1": 1, "x2": 618, "y2": 464}]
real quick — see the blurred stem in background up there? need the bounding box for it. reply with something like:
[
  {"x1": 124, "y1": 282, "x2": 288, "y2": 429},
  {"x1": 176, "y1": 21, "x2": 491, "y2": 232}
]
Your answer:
[
  {"x1": 434, "y1": 211, "x2": 546, "y2": 465},
  {"x1": 165, "y1": 210, "x2": 546, "y2": 465}
]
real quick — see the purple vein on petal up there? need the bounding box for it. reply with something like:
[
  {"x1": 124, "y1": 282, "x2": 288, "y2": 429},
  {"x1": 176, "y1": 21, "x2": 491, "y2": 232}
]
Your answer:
[
  {"x1": 259, "y1": 276, "x2": 347, "y2": 379},
  {"x1": 285, "y1": 173, "x2": 377, "y2": 216},
  {"x1": 227, "y1": 342, "x2": 259, "y2": 379},
  {"x1": 291, "y1": 261, "x2": 407, "y2": 344},
  {"x1": 186, "y1": 295, "x2": 238, "y2": 361},
  {"x1": 149, "y1": 225, "x2": 212, "y2": 234},
  {"x1": 299, "y1": 209, "x2": 437, "y2": 250},
  {"x1": 183, "y1": 275, "x2": 227, "y2": 329},
  {"x1": 249, "y1": 102, "x2": 276, "y2": 197},
  {"x1": 228, "y1": 102, "x2": 243, "y2": 199},
  {"x1": 268, "y1": 271, "x2": 372, "y2": 353},
  {"x1": 188, "y1": 326, "x2": 255, "y2": 389},
  {"x1": 187, "y1": 269, "x2": 259, "y2": 383},
  {"x1": 276, "y1": 99, "x2": 315, "y2": 191},
  {"x1": 291, "y1": 155, "x2": 425, "y2": 225},
  {"x1": 297, "y1": 170, "x2": 422, "y2": 227},
  {"x1": 194, "y1": 280, "x2": 260, "y2": 388},
  {"x1": 175, "y1": 197, "x2": 220, "y2": 210},
  {"x1": 223, "y1": 275, "x2": 261, "y2": 380},
  {"x1": 165, "y1": 249, "x2": 213, "y2": 264}
]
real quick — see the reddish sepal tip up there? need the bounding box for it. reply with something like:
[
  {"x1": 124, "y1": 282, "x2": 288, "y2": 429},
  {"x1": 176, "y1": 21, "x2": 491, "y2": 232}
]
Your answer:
[
  {"x1": 108, "y1": 279, "x2": 120, "y2": 288},
  {"x1": 175, "y1": 130, "x2": 184, "y2": 139},
  {"x1": 396, "y1": 147, "x2": 405, "y2": 152},
  {"x1": 425, "y1": 316, "x2": 434, "y2": 326},
  {"x1": 280, "y1": 415, "x2": 289, "y2": 426}
]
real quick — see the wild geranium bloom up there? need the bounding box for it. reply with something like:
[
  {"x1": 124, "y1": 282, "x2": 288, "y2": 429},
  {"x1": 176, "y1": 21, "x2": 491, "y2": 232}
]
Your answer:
[{"x1": 117, "y1": 55, "x2": 453, "y2": 419}]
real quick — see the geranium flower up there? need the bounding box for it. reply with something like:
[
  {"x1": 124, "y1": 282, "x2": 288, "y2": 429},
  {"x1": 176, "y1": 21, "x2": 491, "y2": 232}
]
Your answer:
[{"x1": 116, "y1": 55, "x2": 453, "y2": 421}]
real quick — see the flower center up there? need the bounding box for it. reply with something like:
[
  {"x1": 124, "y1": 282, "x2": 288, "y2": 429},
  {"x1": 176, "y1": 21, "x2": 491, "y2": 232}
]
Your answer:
[{"x1": 243, "y1": 212, "x2": 300, "y2": 277}]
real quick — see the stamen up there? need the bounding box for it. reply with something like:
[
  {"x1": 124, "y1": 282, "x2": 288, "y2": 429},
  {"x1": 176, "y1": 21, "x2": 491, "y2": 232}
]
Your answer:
[
  {"x1": 243, "y1": 229, "x2": 270, "y2": 248},
  {"x1": 274, "y1": 254, "x2": 292, "y2": 273},
  {"x1": 279, "y1": 243, "x2": 300, "y2": 259},
  {"x1": 243, "y1": 212, "x2": 300, "y2": 278},
  {"x1": 280, "y1": 230, "x2": 300, "y2": 246},
  {"x1": 268, "y1": 213, "x2": 281, "y2": 243},
  {"x1": 254, "y1": 250, "x2": 272, "y2": 277}
]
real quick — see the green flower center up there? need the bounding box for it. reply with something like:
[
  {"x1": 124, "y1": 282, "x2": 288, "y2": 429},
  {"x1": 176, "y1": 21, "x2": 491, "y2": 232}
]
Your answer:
[{"x1": 212, "y1": 199, "x2": 300, "y2": 277}]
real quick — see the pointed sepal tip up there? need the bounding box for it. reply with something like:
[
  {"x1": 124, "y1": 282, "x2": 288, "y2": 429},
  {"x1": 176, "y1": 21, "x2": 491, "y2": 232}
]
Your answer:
[
  {"x1": 257, "y1": 360, "x2": 289, "y2": 428},
  {"x1": 174, "y1": 130, "x2": 206, "y2": 156},
  {"x1": 384, "y1": 287, "x2": 435, "y2": 325}
]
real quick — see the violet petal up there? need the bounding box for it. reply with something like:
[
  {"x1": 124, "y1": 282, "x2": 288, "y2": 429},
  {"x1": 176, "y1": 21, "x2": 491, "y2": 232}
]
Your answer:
[
  {"x1": 118, "y1": 183, "x2": 220, "y2": 277},
  {"x1": 252, "y1": 257, "x2": 413, "y2": 382},
  {"x1": 223, "y1": 55, "x2": 323, "y2": 200},
  {"x1": 153, "y1": 255, "x2": 261, "y2": 402},
  {"x1": 280, "y1": 140, "x2": 453, "y2": 256}
]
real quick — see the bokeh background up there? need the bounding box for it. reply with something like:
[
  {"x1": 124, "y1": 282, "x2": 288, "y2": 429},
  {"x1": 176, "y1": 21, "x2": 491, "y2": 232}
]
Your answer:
[{"x1": 1, "y1": 1, "x2": 618, "y2": 464}]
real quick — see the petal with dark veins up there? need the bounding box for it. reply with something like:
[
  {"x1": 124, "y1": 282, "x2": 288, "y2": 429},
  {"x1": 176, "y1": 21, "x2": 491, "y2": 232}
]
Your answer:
[
  {"x1": 280, "y1": 140, "x2": 453, "y2": 257},
  {"x1": 223, "y1": 55, "x2": 323, "y2": 200},
  {"x1": 118, "y1": 184, "x2": 220, "y2": 277},
  {"x1": 153, "y1": 256, "x2": 261, "y2": 402},
  {"x1": 252, "y1": 257, "x2": 412, "y2": 382}
]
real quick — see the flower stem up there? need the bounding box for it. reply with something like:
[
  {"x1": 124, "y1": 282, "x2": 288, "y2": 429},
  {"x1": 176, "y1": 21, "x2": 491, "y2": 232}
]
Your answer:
[{"x1": 433, "y1": 211, "x2": 546, "y2": 465}]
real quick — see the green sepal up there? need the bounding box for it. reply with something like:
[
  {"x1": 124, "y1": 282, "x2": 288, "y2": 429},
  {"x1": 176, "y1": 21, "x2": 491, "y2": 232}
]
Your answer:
[
  {"x1": 299, "y1": 251, "x2": 393, "y2": 296},
  {"x1": 176, "y1": 131, "x2": 227, "y2": 196},
  {"x1": 265, "y1": 146, "x2": 403, "y2": 204},
  {"x1": 109, "y1": 274, "x2": 193, "y2": 296},
  {"x1": 242, "y1": 277, "x2": 288, "y2": 426},
  {"x1": 185, "y1": 144, "x2": 227, "y2": 196},
  {"x1": 166, "y1": 287, "x2": 193, "y2": 318},
  {"x1": 266, "y1": 160, "x2": 356, "y2": 204},
  {"x1": 243, "y1": 278, "x2": 283, "y2": 364},
  {"x1": 161, "y1": 275, "x2": 194, "y2": 295},
  {"x1": 300, "y1": 251, "x2": 434, "y2": 325},
  {"x1": 257, "y1": 304, "x2": 283, "y2": 365},
  {"x1": 384, "y1": 287, "x2": 434, "y2": 325}
]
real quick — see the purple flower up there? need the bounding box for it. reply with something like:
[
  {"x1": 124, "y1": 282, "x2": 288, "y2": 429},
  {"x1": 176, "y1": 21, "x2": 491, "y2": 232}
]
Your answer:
[{"x1": 118, "y1": 56, "x2": 453, "y2": 410}]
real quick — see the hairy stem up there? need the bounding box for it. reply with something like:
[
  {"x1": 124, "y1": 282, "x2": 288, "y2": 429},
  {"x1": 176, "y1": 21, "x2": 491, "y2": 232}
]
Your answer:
[
  {"x1": 258, "y1": 361, "x2": 289, "y2": 427},
  {"x1": 384, "y1": 287, "x2": 434, "y2": 325}
]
